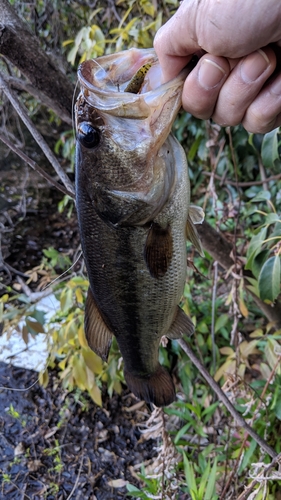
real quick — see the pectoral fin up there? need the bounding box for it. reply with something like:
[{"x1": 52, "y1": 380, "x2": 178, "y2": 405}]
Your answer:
[
  {"x1": 186, "y1": 215, "x2": 204, "y2": 256},
  {"x1": 166, "y1": 306, "x2": 194, "y2": 339},
  {"x1": 144, "y1": 223, "x2": 173, "y2": 278},
  {"x1": 189, "y1": 205, "x2": 205, "y2": 225},
  {"x1": 84, "y1": 288, "x2": 113, "y2": 361}
]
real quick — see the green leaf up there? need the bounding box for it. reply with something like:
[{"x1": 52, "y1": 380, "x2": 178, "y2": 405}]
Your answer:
[
  {"x1": 183, "y1": 453, "x2": 197, "y2": 495},
  {"x1": 258, "y1": 255, "x2": 281, "y2": 302},
  {"x1": 188, "y1": 135, "x2": 202, "y2": 162},
  {"x1": 250, "y1": 190, "x2": 271, "y2": 202},
  {"x1": 265, "y1": 338, "x2": 281, "y2": 372},
  {"x1": 245, "y1": 226, "x2": 267, "y2": 270},
  {"x1": 174, "y1": 422, "x2": 191, "y2": 444},
  {"x1": 60, "y1": 288, "x2": 73, "y2": 313},
  {"x1": 261, "y1": 128, "x2": 280, "y2": 168},
  {"x1": 245, "y1": 276, "x2": 259, "y2": 297},
  {"x1": 126, "y1": 484, "x2": 146, "y2": 498},
  {"x1": 239, "y1": 439, "x2": 257, "y2": 473},
  {"x1": 140, "y1": 0, "x2": 155, "y2": 16},
  {"x1": 271, "y1": 222, "x2": 281, "y2": 239},
  {"x1": 251, "y1": 249, "x2": 270, "y2": 279},
  {"x1": 264, "y1": 213, "x2": 281, "y2": 226},
  {"x1": 215, "y1": 314, "x2": 229, "y2": 333},
  {"x1": 204, "y1": 458, "x2": 217, "y2": 500},
  {"x1": 198, "y1": 460, "x2": 210, "y2": 498}
]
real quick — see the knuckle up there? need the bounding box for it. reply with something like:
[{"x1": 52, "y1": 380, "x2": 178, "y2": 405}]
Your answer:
[{"x1": 244, "y1": 105, "x2": 280, "y2": 133}]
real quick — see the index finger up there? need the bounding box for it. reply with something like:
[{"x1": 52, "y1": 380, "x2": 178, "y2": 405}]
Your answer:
[{"x1": 154, "y1": 9, "x2": 199, "y2": 82}]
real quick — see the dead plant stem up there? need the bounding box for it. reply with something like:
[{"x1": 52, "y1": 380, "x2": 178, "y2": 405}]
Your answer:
[
  {"x1": 211, "y1": 261, "x2": 218, "y2": 375},
  {"x1": 236, "y1": 453, "x2": 281, "y2": 500},
  {"x1": 177, "y1": 338, "x2": 277, "y2": 459},
  {"x1": 227, "y1": 127, "x2": 240, "y2": 348},
  {"x1": 66, "y1": 456, "x2": 84, "y2": 500}
]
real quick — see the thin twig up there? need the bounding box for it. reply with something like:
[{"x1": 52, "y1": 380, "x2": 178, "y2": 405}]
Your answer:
[
  {"x1": 177, "y1": 338, "x2": 277, "y2": 459},
  {"x1": 211, "y1": 261, "x2": 218, "y2": 375},
  {"x1": 0, "y1": 378, "x2": 39, "y2": 392},
  {"x1": 7, "y1": 76, "x2": 73, "y2": 126},
  {"x1": 66, "y1": 456, "x2": 84, "y2": 500},
  {"x1": 203, "y1": 171, "x2": 281, "y2": 187},
  {"x1": 0, "y1": 71, "x2": 75, "y2": 195},
  {"x1": 161, "y1": 409, "x2": 165, "y2": 500},
  {"x1": 0, "y1": 133, "x2": 75, "y2": 199}
]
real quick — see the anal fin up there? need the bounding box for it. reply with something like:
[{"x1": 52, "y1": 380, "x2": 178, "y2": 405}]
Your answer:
[
  {"x1": 166, "y1": 305, "x2": 194, "y2": 340},
  {"x1": 144, "y1": 222, "x2": 173, "y2": 278},
  {"x1": 84, "y1": 287, "x2": 113, "y2": 362}
]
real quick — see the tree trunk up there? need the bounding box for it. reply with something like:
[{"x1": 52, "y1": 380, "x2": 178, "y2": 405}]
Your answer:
[{"x1": 0, "y1": 0, "x2": 74, "y2": 124}]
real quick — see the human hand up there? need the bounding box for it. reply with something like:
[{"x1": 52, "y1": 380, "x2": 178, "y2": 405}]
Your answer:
[{"x1": 154, "y1": 0, "x2": 281, "y2": 133}]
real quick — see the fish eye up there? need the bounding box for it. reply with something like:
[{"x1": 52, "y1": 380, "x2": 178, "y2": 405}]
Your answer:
[{"x1": 77, "y1": 122, "x2": 100, "y2": 148}]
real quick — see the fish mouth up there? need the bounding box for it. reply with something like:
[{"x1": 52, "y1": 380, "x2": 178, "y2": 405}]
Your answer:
[{"x1": 77, "y1": 48, "x2": 190, "y2": 119}]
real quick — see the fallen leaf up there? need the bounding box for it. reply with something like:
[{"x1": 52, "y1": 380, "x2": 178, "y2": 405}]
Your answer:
[
  {"x1": 107, "y1": 479, "x2": 128, "y2": 488},
  {"x1": 14, "y1": 442, "x2": 25, "y2": 456},
  {"x1": 28, "y1": 459, "x2": 43, "y2": 472},
  {"x1": 44, "y1": 426, "x2": 58, "y2": 439}
]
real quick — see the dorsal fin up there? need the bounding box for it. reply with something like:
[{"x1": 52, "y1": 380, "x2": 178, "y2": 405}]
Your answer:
[
  {"x1": 144, "y1": 222, "x2": 173, "y2": 278},
  {"x1": 84, "y1": 287, "x2": 113, "y2": 362},
  {"x1": 166, "y1": 306, "x2": 194, "y2": 340}
]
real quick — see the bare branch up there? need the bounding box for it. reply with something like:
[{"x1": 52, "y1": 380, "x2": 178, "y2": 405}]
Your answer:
[
  {"x1": 0, "y1": 133, "x2": 75, "y2": 199},
  {"x1": 0, "y1": 71, "x2": 75, "y2": 196},
  {"x1": 204, "y1": 170, "x2": 281, "y2": 187},
  {"x1": 178, "y1": 338, "x2": 278, "y2": 459},
  {"x1": 7, "y1": 76, "x2": 73, "y2": 126}
]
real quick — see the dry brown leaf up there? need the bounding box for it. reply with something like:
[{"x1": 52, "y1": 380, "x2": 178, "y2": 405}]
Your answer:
[
  {"x1": 28, "y1": 459, "x2": 43, "y2": 472},
  {"x1": 14, "y1": 442, "x2": 25, "y2": 456},
  {"x1": 107, "y1": 479, "x2": 128, "y2": 488},
  {"x1": 44, "y1": 426, "x2": 58, "y2": 439}
]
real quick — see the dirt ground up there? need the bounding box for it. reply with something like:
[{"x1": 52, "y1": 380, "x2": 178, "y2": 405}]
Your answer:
[{"x1": 0, "y1": 361, "x2": 159, "y2": 499}]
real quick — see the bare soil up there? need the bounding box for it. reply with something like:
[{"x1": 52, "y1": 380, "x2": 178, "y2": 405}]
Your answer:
[{"x1": 0, "y1": 362, "x2": 157, "y2": 499}]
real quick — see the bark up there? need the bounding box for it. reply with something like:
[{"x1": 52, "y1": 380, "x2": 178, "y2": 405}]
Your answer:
[
  {"x1": 197, "y1": 221, "x2": 281, "y2": 330},
  {"x1": 0, "y1": 0, "x2": 74, "y2": 124}
]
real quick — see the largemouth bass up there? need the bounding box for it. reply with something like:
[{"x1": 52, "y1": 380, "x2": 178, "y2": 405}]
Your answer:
[{"x1": 75, "y1": 48, "x2": 203, "y2": 407}]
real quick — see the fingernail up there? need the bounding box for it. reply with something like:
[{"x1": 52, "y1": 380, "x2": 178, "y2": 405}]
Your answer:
[
  {"x1": 198, "y1": 59, "x2": 226, "y2": 90},
  {"x1": 270, "y1": 75, "x2": 281, "y2": 96},
  {"x1": 241, "y1": 49, "x2": 270, "y2": 83}
]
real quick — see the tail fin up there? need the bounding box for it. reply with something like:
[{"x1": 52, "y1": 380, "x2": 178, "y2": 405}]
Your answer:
[{"x1": 124, "y1": 364, "x2": 175, "y2": 407}]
